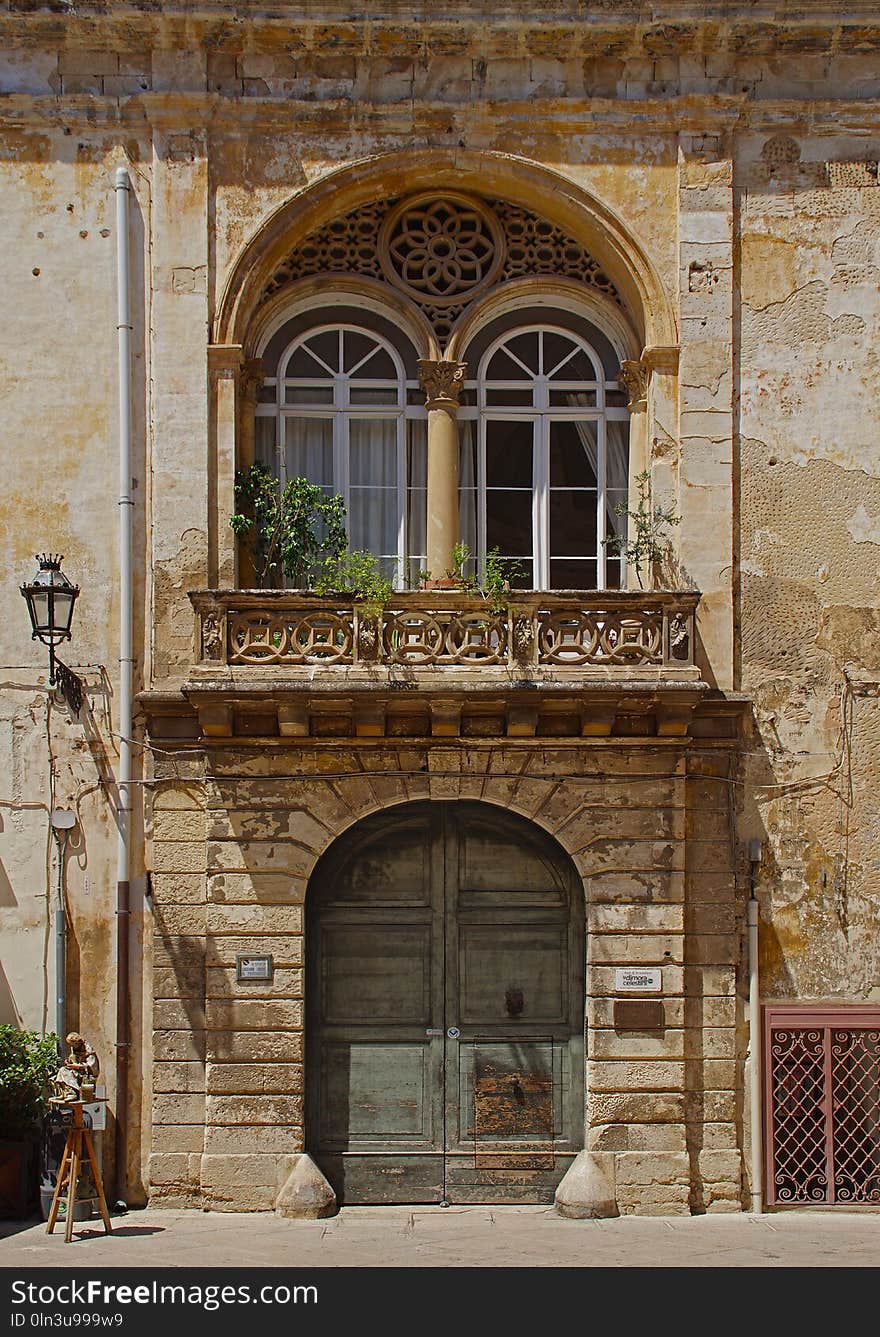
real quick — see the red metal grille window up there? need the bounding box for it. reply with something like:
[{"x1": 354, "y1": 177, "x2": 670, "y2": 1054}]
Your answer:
[{"x1": 765, "y1": 1007, "x2": 880, "y2": 1206}]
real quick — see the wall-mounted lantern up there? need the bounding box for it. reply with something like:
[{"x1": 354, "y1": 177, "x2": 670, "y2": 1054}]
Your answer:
[{"x1": 20, "y1": 554, "x2": 83, "y2": 713}]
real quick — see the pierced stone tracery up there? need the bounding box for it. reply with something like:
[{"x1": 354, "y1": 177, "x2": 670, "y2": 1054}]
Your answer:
[
  {"x1": 263, "y1": 191, "x2": 625, "y2": 346},
  {"x1": 380, "y1": 193, "x2": 505, "y2": 305}
]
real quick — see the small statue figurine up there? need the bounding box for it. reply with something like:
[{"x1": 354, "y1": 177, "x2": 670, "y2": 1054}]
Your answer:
[{"x1": 53, "y1": 1032, "x2": 100, "y2": 1103}]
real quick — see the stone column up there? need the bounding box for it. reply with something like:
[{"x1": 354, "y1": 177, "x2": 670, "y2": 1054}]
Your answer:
[
  {"x1": 207, "y1": 344, "x2": 243, "y2": 589},
  {"x1": 239, "y1": 358, "x2": 263, "y2": 474},
  {"x1": 618, "y1": 359, "x2": 649, "y2": 591},
  {"x1": 418, "y1": 359, "x2": 467, "y2": 581},
  {"x1": 677, "y1": 131, "x2": 735, "y2": 689},
  {"x1": 237, "y1": 358, "x2": 263, "y2": 589}
]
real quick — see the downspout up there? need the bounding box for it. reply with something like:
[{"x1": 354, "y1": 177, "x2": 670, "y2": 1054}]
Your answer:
[
  {"x1": 747, "y1": 839, "x2": 763, "y2": 1213},
  {"x1": 52, "y1": 828, "x2": 67, "y2": 1044},
  {"x1": 114, "y1": 165, "x2": 133, "y2": 1203}
]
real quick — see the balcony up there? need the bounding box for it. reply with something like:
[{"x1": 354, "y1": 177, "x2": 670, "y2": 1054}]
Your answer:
[
  {"x1": 189, "y1": 589, "x2": 701, "y2": 678},
  {"x1": 143, "y1": 589, "x2": 718, "y2": 742}
]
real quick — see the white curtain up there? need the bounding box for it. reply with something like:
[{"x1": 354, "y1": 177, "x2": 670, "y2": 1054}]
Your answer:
[
  {"x1": 565, "y1": 394, "x2": 629, "y2": 539},
  {"x1": 407, "y1": 419, "x2": 427, "y2": 584},
  {"x1": 348, "y1": 418, "x2": 399, "y2": 576},
  {"x1": 605, "y1": 419, "x2": 630, "y2": 538},
  {"x1": 458, "y1": 419, "x2": 477, "y2": 576},
  {"x1": 284, "y1": 417, "x2": 333, "y2": 488},
  {"x1": 255, "y1": 416, "x2": 277, "y2": 472}
]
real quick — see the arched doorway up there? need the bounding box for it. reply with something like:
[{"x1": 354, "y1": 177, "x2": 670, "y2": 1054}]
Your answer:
[{"x1": 306, "y1": 801, "x2": 585, "y2": 1205}]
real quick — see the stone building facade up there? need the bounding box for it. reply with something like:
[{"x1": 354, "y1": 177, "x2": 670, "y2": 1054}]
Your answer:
[{"x1": 1, "y1": 2, "x2": 879, "y2": 1217}]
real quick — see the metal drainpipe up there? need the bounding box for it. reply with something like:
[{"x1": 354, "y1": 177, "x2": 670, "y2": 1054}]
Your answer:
[
  {"x1": 748, "y1": 840, "x2": 763, "y2": 1214},
  {"x1": 114, "y1": 165, "x2": 134, "y2": 1203},
  {"x1": 53, "y1": 829, "x2": 67, "y2": 1044}
]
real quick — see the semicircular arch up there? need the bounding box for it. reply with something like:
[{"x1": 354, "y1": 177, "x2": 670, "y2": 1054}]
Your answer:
[
  {"x1": 293, "y1": 785, "x2": 594, "y2": 899},
  {"x1": 216, "y1": 149, "x2": 676, "y2": 354}
]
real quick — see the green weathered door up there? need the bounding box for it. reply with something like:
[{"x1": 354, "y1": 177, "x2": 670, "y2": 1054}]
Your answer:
[{"x1": 307, "y1": 802, "x2": 584, "y2": 1204}]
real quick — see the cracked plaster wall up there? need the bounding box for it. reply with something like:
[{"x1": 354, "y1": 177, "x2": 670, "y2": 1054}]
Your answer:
[{"x1": 737, "y1": 132, "x2": 880, "y2": 1000}]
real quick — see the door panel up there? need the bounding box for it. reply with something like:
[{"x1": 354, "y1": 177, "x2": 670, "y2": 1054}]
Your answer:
[
  {"x1": 458, "y1": 926, "x2": 569, "y2": 1024},
  {"x1": 320, "y1": 1042, "x2": 436, "y2": 1141},
  {"x1": 320, "y1": 925, "x2": 432, "y2": 1023},
  {"x1": 472, "y1": 1042, "x2": 555, "y2": 1141},
  {"x1": 307, "y1": 802, "x2": 584, "y2": 1205}
]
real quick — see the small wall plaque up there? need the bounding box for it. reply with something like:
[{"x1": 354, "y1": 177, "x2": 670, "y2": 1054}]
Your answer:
[
  {"x1": 614, "y1": 967, "x2": 662, "y2": 992},
  {"x1": 614, "y1": 999, "x2": 665, "y2": 1032},
  {"x1": 236, "y1": 953, "x2": 274, "y2": 983}
]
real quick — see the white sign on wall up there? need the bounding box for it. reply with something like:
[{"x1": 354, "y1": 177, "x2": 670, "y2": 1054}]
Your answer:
[
  {"x1": 83, "y1": 1083, "x2": 107, "y2": 1131},
  {"x1": 614, "y1": 967, "x2": 662, "y2": 992}
]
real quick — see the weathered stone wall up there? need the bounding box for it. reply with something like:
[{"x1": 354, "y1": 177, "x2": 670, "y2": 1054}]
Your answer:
[
  {"x1": 0, "y1": 123, "x2": 151, "y2": 1191},
  {"x1": 0, "y1": 3, "x2": 877, "y2": 1213},
  {"x1": 146, "y1": 739, "x2": 740, "y2": 1213}
]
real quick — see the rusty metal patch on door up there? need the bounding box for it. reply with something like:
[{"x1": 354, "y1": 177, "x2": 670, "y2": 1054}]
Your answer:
[{"x1": 473, "y1": 1047, "x2": 554, "y2": 1168}]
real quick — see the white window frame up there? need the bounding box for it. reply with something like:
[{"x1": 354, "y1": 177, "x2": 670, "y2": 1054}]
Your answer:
[
  {"x1": 463, "y1": 324, "x2": 630, "y2": 590},
  {"x1": 254, "y1": 322, "x2": 428, "y2": 587}
]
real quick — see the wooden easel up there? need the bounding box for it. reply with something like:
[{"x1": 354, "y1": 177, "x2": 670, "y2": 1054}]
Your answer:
[{"x1": 46, "y1": 1099, "x2": 112, "y2": 1243}]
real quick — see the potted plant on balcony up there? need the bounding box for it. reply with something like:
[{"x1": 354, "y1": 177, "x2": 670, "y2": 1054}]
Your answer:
[
  {"x1": 0, "y1": 1025, "x2": 58, "y2": 1217},
  {"x1": 604, "y1": 470, "x2": 680, "y2": 589},
  {"x1": 422, "y1": 541, "x2": 476, "y2": 592},
  {"x1": 316, "y1": 550, "x2": 393, "y2": 621},
  {"x1": 230, "y1": 464, "x2": 348, "y2": 588}
]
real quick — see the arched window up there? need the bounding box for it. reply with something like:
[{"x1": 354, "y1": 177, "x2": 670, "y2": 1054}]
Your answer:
[
  {"x1": 254, "y1": 317, "x2": 428, "y2": 586},
  {"x1": 458, "y1": 320, "x2": 630, "y2": 590},
  {"x1": 251, "y1": 306, "x2": 631, "y2": 592}
]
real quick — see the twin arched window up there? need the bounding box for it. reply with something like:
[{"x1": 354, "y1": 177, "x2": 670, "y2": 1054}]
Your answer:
[{"x1": 254, "y1": 308, "x2": 630, "y2": 590}]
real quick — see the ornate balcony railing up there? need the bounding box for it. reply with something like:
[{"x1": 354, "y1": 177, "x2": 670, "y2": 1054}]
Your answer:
[{"x1": 189, "y1": 590, "x2": 700, "y2": 676}]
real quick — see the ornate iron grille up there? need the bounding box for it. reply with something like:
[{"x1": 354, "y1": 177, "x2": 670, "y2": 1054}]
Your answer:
[{"x1": 765, "y1": 1008, "x2": 880, "y2": 1206}]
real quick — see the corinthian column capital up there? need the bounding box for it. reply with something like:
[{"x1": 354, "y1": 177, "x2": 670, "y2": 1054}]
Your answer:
[
  {"x1": 618, "y1": 359, "x2": 650, "y2": 409},
  {"x1": 418, "y1": 359, "x2": 468, "y2": 409}
]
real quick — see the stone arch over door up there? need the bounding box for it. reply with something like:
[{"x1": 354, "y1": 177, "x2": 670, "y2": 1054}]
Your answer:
[{"x1": 305, "y1": 799, "x2": 586, "y2": 1206}]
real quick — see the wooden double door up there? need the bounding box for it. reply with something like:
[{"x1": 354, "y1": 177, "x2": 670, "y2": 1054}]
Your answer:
[{"x1": 307, "y1": 802, "x2": 585, "y2": 1204}]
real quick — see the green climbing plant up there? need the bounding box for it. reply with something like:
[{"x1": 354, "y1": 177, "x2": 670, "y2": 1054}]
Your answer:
[
  {"x1": 0, "y1": 1026, "x2": 59, "y2": 1141},
  {"x1": 315, "y1": 549, "x2": 394, "y2": 620},
  {"x1": 482, "y1": 547, "x2": 529, "y2": 614},
  {"x1": 604, "y1": 470, "x2": 680, "y2": 589}
]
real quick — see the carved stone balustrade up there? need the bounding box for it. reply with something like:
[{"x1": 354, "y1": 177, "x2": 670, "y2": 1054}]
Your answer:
[
  {"x1": 129, "y1": 589, "x2": 741, "y2": 743},
  {"x1": 190, "y1": 589, "x2": 701, "y2": 677}
]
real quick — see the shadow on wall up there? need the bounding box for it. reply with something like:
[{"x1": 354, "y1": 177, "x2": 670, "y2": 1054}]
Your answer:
[
  {"x1": 0, "y1": 855, "x2": 17, "y2": 908},
  {"x1": 0, "y1": 960, "x2": 21, "y2": 1026}
]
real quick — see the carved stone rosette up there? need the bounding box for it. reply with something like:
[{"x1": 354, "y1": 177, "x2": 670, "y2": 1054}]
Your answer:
[
  {"x1": 618, "y1": 359, "x2": 649, "y2": 409},
  {"x1": 418, "y1": 359, "x2": 468, "y2": 409}
]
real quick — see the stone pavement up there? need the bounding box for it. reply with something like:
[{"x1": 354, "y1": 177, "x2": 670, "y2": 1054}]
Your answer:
[{"x1": 1, "y1": 1206, "x2": 880, "y2": 1268}]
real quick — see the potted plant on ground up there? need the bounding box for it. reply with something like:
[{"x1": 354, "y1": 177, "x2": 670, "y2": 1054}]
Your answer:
[{"x1": 0, "y1": 1026, "x2": 58, "y2": 1217}]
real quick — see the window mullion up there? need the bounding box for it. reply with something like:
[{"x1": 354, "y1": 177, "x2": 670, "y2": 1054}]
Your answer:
[
  {"x1": 536, "y1": 416, "x2": 548, "y2": 591},
  {"x1": 276, "y1": 380, "x2": 285, "y2": 486},
  {"x1": 477, "y1": 412, "x2": 487, "y2": 581},
  {"x1": 597, "y1": 414, "x2": 607, "y2": 589},
  {"x1": 334, "y1": 375, "x2": 348, "y2": 517},
  {"x1": 397, "y1": 410, "x2": 406, "y2": 590}
]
